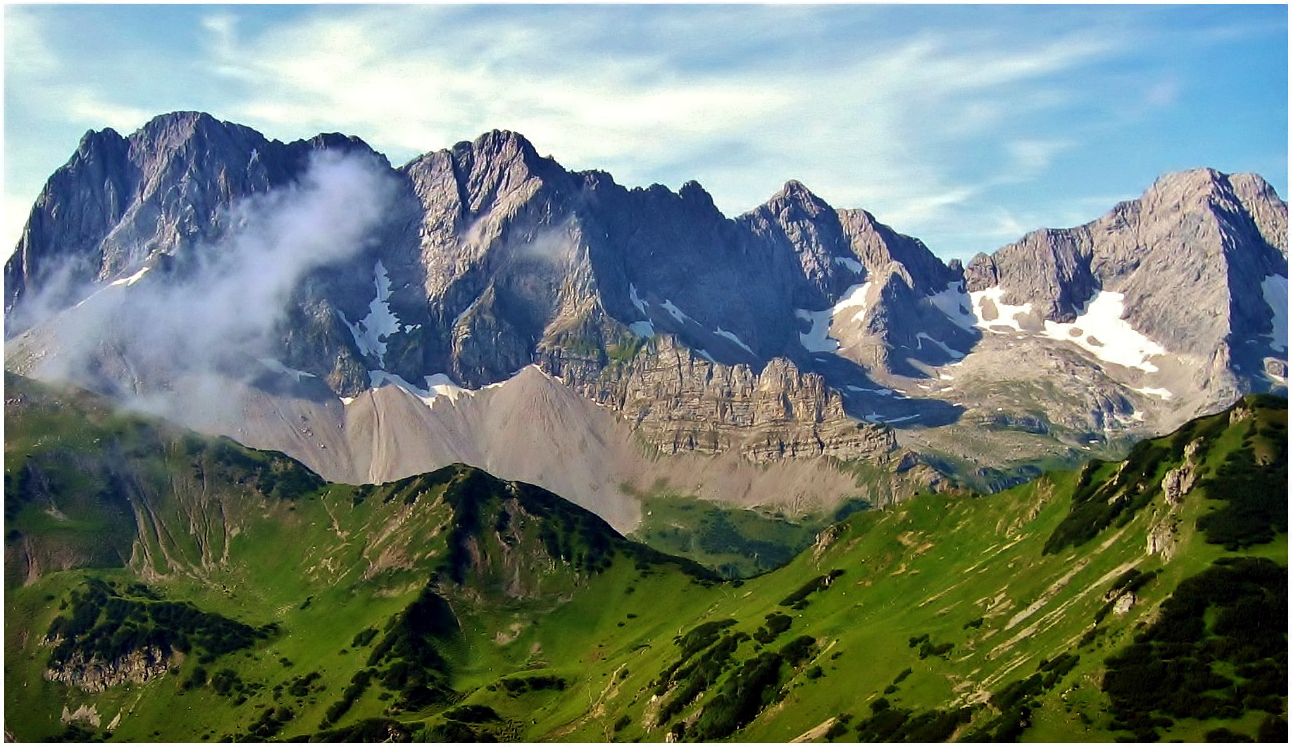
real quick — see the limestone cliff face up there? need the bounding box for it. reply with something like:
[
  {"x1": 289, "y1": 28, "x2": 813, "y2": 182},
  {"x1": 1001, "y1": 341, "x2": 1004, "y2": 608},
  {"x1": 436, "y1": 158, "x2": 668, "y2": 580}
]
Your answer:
[{"x1": 543, "y1": 336, "x2": 896, "y2": 463}]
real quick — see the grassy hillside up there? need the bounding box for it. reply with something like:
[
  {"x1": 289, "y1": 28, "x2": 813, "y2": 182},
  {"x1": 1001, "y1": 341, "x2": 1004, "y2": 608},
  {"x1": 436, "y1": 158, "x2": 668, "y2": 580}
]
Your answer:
[{"x1": 4, "y1": 373, "x2": 1286, "y2": 742}]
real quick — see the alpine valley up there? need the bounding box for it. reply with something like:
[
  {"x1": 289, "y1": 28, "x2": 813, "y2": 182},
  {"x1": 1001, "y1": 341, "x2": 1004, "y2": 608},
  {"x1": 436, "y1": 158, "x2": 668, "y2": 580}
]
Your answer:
[{"x1": 3, "y1": 112, "x2": 1288, "y2": 742}]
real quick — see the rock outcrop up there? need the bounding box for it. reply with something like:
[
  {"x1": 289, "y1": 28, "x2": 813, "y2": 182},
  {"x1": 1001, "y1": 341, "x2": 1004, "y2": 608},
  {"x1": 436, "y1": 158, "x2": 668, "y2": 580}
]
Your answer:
[
  {"x1": 1148, "y1": 437, "x2": 1205, "y2": 559},
  {"x1": 44, "y1": 646, "x2": 176, "y2": 693}
]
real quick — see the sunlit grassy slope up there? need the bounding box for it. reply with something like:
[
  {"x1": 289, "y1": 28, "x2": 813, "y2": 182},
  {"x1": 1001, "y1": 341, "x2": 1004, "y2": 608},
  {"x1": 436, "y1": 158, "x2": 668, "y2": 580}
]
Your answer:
[{"x1": 4, "y1": 372, "x2": 1286, "y2": 742}]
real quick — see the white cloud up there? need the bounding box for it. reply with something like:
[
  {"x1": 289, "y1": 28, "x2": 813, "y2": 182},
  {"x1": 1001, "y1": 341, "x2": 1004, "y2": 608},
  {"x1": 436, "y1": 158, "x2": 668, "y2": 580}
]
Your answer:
[{"x1": 3, "y1": 5, "x2": 1283, "y2": 263}]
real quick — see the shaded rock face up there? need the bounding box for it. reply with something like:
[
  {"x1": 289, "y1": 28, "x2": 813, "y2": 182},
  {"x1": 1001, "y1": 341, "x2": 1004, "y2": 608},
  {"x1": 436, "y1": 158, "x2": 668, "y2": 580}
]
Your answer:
[{"x1": 44, "y1": 647, "x2": 175, "y2": 693}]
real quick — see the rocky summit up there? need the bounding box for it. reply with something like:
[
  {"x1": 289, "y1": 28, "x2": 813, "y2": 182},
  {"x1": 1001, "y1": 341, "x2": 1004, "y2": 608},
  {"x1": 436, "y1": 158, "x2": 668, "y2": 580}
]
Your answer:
[{"x1": 3, "y1": 111, "x2": 1288, "y2": 506}]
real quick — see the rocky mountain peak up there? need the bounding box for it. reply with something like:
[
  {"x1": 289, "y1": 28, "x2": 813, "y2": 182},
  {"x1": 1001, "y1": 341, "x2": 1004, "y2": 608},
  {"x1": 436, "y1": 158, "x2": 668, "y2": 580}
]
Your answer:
[
  {"x1": 73, "y1": 127, "x2": 128, "y2": 160},
  {"x1": 677, "y1": 179, "x2": 717, "y2": 210},
  {"x1": 127, "y1": 111, "x2": 266, "y2": 162},
  {"x1": 836, "y1": 208, "x2": 956, "y2": 297},
  {"x1": 451, "y1": 129, "x2": 547, "y2": 173},
  {"x1": 964, "y1": 166, "x2": 1286, "y2": 368},
  {"x1": 765, "y1": 179, "x2": 831, "y2": 218}
]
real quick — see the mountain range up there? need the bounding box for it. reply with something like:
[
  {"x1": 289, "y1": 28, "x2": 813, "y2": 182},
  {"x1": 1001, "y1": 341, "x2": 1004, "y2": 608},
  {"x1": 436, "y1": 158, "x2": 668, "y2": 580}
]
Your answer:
[
  {"x1": 4, "y1": 111, "x2": 1286, "y2": 522},
  {"x1": 2, "y1": 111, "x2": 1287, "y2": 743}
]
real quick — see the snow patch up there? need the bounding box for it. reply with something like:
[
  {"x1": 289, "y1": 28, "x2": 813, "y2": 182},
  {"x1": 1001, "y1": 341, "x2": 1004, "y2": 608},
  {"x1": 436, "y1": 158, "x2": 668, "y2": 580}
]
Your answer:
[
  {"x1": 1040, "y1": 292, "x2": 1165, "y2": 372},
  {"x1": 865, "y1": 412, "x2": 920, "y2": 424},
  {"x1": 110, "y1": 266, "x2": 151, "y2": 287},
  {"x1": 848, "y1": 386, "x2": 894, "y2": 396},
  {"x1": 1261, "y1": 274, "x2": 1288, "y2": 352},
  {"x1": 795, "y1": 282, "x2": 876, "y2": 354},
  {"x1": 340, "y1": 396, "x2": 355, "y2": 406},
  {"x1": 972, "y1": 286, "x2": 1166, "y2": 372},
  {"x1": 628, "y1": 320, "x2": 656, "y2": 338},
  {"x1": 661, "y1": 299, "x2": 694, "y2": 325},
  {"x1": 832, "y1": 282, "x2": 874, "y2": 323},
  {"x1": 796, "y1": 308, "x2": 838, "y2": 353},
  {"x1": 342, "y1": 261, "x2": 403, "y2": 365},
  {"x1": 714, "y1": 327, "x2": 754, "y2": 355},
  {"x1": 257, "y1": 358, "x2": 316, "y2": 382},
  {"x1": 927, "y1": 281, "x2": 976, "y2": 331},
  {"x1": 970, "y1": 287, "x2": 1034, "y2": 333},
  {"x1": 1133, "y1": 386, "x2": 1173, "y2": 400},
  {"x1": 425, "y1": 373, "x2": 470, "y2": 402},
  {"x1": 833, "y1": 256, "x2": 864, "y2": 274},
  {"x1": 694, "y1": 348, "x2": 716, "y2": 363},
  {"x1": 369, "y1": 370, "x2": 473, "y2": 408}
]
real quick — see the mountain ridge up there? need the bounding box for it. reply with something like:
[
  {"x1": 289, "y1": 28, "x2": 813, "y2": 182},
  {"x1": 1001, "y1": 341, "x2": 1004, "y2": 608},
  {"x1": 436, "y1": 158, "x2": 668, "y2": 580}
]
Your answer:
[{"x1": 3, "y1": 111, "x2": 1287, "y2": 513}]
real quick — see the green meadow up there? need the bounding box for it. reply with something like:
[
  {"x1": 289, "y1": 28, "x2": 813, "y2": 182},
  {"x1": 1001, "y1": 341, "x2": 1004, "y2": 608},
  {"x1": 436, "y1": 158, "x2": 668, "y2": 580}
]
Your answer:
[{"x1": 4, "y1": 372, "x2": 1286, "y2": 742}]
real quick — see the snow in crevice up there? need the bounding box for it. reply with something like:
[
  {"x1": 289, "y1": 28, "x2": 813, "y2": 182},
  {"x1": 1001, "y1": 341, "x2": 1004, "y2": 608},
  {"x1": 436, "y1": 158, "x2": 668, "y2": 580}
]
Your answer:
[
  {"x1": 694, "y1": 348, "x2": 716, "y2": 363},
  {"x1": 831, "y1": 282, "x2": 874, "y2": 323},
  {"x1": 833, "y1": 256, "x2": 864, "y2": 274},
  {"x1": 1261, "y1": 274, "x2": 1288, "y2": 352},
  {"x1": 257, "y1": 358, "x2": 317, "y2": 382},
  {"x1": 915, "y1": 332, "x2": 965, "y2": 360},
  {"x1": 340, "y1": 396, "x2": 355, "y2": 406},
  {"x1": 342, "y1": 261, "x2": 403, "y2": 365},
  {"x1": 795, "y1": 281, "x2": 874, "y2": 354},
  {"x1": 714, "y1": 327, "x2": 755, "y2": 355},
  {"x1": 110, "y1": 266, "x2": 151, "y2": 287},
  {"x1": 628, "y1": 283, "x2": 647, "y2": 315},
  {"x1": 453, "y1": 292, "x2": 485, "y2": 331},
  {"x1": 926, "y1": 281, "x2": 976, "y2": 331}
]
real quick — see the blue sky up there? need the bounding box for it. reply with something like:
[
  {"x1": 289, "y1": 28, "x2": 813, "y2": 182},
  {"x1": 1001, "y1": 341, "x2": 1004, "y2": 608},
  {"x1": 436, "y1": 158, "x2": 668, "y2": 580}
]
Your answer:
[{"x1": 4, "y1": 4, "x2": 1287, "y2": 262}]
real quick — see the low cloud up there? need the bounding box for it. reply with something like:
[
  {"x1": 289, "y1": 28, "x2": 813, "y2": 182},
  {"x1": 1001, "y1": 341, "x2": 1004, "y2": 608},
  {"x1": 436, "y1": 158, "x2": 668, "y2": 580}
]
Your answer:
[{"x1": 23, "y1": 150, "x2": 397, "y2": 414}]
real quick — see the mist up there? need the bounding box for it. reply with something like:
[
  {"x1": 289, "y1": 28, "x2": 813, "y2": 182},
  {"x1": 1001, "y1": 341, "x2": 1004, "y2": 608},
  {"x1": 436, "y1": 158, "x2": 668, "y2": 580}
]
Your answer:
[{"x1": 17, "y1": 149, "x2": 399, "y2": 419}]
